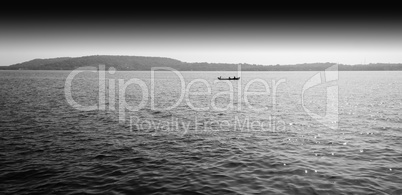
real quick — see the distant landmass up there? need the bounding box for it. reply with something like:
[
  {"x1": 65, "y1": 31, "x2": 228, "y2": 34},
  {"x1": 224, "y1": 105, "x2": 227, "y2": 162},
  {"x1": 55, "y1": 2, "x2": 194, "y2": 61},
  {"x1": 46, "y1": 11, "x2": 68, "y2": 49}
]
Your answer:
[{"x1": 1, "y1": 55, "x2": 402, "y2": 71}]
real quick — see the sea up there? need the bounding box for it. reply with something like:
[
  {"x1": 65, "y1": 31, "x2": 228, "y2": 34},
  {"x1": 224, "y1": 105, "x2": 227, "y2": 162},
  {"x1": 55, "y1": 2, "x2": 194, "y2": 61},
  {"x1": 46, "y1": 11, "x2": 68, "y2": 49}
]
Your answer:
[{"x1": 0, "y1": 69, "x2": 401, "y2": 194}]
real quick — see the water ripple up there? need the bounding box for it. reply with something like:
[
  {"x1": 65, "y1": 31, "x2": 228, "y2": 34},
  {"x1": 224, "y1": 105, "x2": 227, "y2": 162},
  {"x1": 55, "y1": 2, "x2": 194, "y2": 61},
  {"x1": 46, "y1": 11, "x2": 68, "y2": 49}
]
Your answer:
[{"x1": 0, "y1": 71, "x2": 401, "y2": 194}]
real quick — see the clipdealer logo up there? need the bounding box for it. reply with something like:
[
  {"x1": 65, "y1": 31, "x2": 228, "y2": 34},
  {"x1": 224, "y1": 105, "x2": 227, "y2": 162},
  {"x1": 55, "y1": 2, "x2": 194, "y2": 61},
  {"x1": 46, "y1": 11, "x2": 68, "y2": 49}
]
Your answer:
[
  {"x1": 301, "y1": 65, "x2": 339, "y2": 129},
  {"x1": 64, "y1": 64, "x2": 338, "y2": 133}
]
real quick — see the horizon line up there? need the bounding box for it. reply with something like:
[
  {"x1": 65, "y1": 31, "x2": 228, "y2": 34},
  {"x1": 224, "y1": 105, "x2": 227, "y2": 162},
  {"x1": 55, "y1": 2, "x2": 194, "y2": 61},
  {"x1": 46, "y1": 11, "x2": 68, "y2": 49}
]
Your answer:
[{"x1": 2, "y1": 54, "x2": 402, "y2": 67}]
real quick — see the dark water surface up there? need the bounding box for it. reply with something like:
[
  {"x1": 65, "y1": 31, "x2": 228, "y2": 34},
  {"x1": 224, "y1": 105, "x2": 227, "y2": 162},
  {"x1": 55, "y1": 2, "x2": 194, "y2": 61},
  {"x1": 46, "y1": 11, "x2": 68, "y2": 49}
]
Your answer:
[{"x1": 1, "y1": 70, "x2": 401, "y2": 194}]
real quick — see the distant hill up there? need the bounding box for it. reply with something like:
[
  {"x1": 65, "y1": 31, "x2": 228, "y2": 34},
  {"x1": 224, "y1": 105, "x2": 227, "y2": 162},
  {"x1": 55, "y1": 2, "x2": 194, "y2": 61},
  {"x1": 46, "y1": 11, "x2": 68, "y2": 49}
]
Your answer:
[
  {"x1": 5, "y1": 57, "x2": 72, "y2": 69},
  {"x1": 0, "y1": 55, "x2": 185, "y2": 70},
  {"x1": 1, "y1": 55, "x2": 402, "y2": 71}
]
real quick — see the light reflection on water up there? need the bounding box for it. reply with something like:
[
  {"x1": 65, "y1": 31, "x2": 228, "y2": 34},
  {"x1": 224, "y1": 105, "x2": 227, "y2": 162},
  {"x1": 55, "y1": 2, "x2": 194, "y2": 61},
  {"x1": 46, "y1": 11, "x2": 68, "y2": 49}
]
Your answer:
[{"x1": 0, "y1": 70, "x2": 401, "y2": 194}]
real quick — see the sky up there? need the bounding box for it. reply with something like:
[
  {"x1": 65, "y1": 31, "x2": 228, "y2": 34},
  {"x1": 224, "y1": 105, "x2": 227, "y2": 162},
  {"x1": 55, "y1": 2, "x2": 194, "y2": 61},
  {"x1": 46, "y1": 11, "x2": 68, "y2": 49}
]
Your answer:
[{"x1": 1, "y1": 7, "x2": 402, "y2": 66}]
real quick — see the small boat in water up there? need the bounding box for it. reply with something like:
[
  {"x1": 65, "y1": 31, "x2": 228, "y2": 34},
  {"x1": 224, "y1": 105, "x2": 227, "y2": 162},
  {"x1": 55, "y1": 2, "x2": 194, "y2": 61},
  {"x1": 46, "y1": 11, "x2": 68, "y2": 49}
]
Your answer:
[{"x1": 218, "y1": 76, "x2": 240, "y2": 80}]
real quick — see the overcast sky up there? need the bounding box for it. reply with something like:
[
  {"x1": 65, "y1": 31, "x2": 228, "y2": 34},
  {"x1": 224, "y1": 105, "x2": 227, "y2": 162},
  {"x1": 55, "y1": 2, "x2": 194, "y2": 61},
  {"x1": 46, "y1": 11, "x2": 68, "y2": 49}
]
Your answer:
[{"x1": 1, "y1": 8, "x2": 401, "y2": 66}]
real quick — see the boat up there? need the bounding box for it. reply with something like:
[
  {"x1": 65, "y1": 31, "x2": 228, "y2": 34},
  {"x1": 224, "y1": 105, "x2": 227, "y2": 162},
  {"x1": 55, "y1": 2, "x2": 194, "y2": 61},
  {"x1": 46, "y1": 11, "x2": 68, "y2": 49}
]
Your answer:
[{"x1": 218, "y1": 76, "x2": 240, "y2": 80}]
